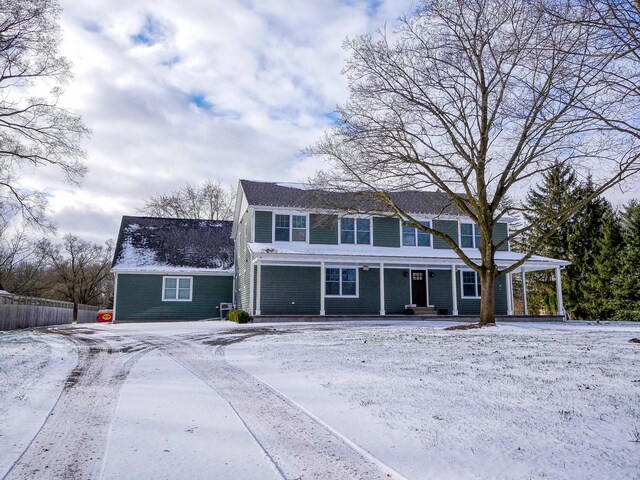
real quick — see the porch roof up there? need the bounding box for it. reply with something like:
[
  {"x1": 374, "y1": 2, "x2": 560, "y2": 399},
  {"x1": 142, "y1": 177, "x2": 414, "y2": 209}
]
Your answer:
[{"x1": 247, "y1": 242, "x2": 569, "y2": 272}]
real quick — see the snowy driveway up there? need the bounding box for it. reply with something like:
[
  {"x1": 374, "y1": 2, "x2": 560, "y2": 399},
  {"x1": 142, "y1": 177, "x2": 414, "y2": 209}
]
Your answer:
[
  {"x1": 1, "y1": 320, "x2": 639, "y2": 480},
  {"x1": 0, "y1": 322, "x2": 401, "y2": 480}
]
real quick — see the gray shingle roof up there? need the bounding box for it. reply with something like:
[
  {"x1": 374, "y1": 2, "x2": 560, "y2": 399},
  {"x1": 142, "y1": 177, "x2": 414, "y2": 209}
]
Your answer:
[
  {"x1": 112, "y1": 216, "x2": 234, "y2": 271},
  {"x1": 240, "y1": 180, "x2": 463, "y2": 216}
]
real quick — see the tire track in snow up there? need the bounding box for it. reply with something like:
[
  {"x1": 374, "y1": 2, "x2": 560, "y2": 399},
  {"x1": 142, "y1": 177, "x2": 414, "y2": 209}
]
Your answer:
[
  {"x1": 144, "y1": 333, "x2": 405, "y2": 480},
  {"x1": 2, "y1": 330, "x2": 151, "y2": 480}
]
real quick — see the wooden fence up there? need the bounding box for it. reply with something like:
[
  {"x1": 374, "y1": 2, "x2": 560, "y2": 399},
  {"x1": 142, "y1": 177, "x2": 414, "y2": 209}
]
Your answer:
[{"x1": 0, "y1": 294, "x2": 100, "y2": 330}]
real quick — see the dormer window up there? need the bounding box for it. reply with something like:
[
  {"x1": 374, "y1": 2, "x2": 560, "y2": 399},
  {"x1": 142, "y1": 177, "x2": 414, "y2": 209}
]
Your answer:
[
  {"x1": 460, "y1": 223, "x2": 481, "y2": 248},
  {"x1": 402, "y1": 221, "x2": 432, "y2": 247},
  {"x1": 340, "y1": 218, "x2": 371, "y2": 244},
  {"x1": 275, "y1": 214, "x2": 307, "y2": 242}
]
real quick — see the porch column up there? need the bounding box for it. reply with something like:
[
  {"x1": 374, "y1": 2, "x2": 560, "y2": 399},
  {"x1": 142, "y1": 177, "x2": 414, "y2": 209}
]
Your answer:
[
  {"x1": 249, "y1": 254, "x2": 254, "y2": 316},
  {"x1": 451, "y1": 265, "x2": 458, "y2": 315},
  {"x1": 555, "y1": 266, "x2": 565, "y2": 317},
  {"x1": 379, "y1": 263, "x2": 385, "y2": 316},
  {"x1": 255, "y1": 259, "x2": 262, "y2": 316},
  {"x1": 506, "y1": 272, "x2": 514, "y2": 316},
  {"x1": 320, "y1": 261, "x2": 326, "y2": 316},
  {"x1": 521, "y1": 269, "x2": 529, "y2": 315}
]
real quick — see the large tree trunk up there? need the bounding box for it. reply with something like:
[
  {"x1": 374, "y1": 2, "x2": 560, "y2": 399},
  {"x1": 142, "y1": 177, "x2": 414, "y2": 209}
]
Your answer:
[
  {"x1": 72, "y1": 301, "x2": 78, "y2": 324},
  {"x1": 479, "y1": 267, "x2": 497, "y2": 325}
]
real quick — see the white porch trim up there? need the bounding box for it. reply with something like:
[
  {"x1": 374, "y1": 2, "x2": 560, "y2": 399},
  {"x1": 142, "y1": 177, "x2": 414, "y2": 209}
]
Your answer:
[
  {"x1": 556, "y1": 266, "x2": 565, "y2": 317},
  {"x1": 451, "y1": 265, "x2": 458, "y2": 316},
  {"x1": 248, "y1": 253, "x2": 255, "y2": 316},
  {"x1": 521, "y1": 269, "x2": 529, "y2": 315},
  {"x1": 320, "y1": 260, "x2": 326, "y2": 315},
  {"x1": 255, "y1": 259, "x2": 262, "y2": 316},
  {"x1": 379, "y1": 262, "x2": 385, "y2": 315},
  {"x1": 506, "y1": 272, "x2": 514, "y2": 315}
]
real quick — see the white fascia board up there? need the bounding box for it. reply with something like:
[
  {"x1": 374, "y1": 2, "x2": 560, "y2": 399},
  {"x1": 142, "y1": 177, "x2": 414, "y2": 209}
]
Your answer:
[
  {"x1": 111, "y1": 268, "x2": 235, "y2": 276},
  {"x1": 249, "y1": 250, "x2": 568, "y2": 272}
]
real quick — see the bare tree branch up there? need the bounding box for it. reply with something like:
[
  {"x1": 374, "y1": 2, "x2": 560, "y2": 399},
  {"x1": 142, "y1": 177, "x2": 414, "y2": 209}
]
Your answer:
[
  {"x1": 307, "y1": 0, "x2": 640, "y2": 325},
  {"x1": 140, "y1": 178, "x2": 235, "y2": 221},
  {"x1": 0, "y1": 0, "x2": 90, "y2": 228}
]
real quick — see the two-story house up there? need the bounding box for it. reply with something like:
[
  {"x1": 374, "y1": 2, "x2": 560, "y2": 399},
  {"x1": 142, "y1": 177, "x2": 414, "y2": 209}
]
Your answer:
[
  {"x1": 110, "y1": 179, "x2": 568, "y2": 322},
  {"x1": 233, "y1": 180, "x2": 568, "y2": 319}
]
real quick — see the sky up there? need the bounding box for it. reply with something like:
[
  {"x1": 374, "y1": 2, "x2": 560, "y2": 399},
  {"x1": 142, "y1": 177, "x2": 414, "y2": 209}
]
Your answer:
[
  {"x1": 20, "y1": 0, "x2": 416, "y2": 244},
  {"x1": 21, "y1": 0, "x2": 640, "y2": 245}
]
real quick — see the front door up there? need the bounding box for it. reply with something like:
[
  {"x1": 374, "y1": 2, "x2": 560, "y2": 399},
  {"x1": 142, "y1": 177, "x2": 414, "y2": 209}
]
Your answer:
[{"x1": 411, "y1": 270, "x2": 427, "y2": 307}]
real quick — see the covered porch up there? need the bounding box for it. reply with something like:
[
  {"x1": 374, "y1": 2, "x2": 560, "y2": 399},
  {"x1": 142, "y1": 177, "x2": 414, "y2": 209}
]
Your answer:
[{"x1": 246, "y1": 243, "x2": 570, "y2": 319}]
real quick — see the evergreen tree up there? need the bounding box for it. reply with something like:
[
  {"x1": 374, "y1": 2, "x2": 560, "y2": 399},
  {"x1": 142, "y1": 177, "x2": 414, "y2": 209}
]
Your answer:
[
  {"x1": 523, "y1": 163, "x2": 583, "y2": 315},
  {"x1": 524, "y1": 163, "x2": 582, "y2": 260},
  {"x1": 614, "y1": 201, "x2": 640, "y2": 320},
  {"x1": 566, "y1": 180, "x2": 611, "y2": 318},
  {"x1": 582, "y1": 206, "x2": 624, "y2": 319}
]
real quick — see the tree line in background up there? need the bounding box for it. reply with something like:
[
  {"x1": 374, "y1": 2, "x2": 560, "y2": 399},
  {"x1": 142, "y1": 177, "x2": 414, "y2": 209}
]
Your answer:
[
  {"x1": 519, "y1": 164, "x2": 640, "y2": 320},
  {"x1": 0, "y1": 222, "x2": 113, "y2": 321}
]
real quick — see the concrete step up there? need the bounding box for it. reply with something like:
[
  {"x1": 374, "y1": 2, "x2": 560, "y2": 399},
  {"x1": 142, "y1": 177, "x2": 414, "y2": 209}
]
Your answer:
[{"x1": 411, "y1": 306, "x2": 438, "y2": 315}]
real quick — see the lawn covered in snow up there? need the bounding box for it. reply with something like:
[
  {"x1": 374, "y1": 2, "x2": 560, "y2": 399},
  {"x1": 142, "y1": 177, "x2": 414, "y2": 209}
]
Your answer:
[
  {"x1": 229, "y1": 321, "x2": 640, "y2": 480},
  {"x1": 0, "y1": 320, "x2": 638, "y2": 479}
]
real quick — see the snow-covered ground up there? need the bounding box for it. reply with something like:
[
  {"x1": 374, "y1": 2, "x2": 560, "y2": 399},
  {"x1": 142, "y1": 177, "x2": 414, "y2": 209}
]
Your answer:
[{"x1": 0, "y1": 320, "x2": 639, "y2": 479}]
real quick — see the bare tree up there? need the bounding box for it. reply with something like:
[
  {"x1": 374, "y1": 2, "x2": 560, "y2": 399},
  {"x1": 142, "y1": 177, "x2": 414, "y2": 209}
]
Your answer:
[
  {"x1": 141, "y1": 178, "x2": 235, "y2": 220},
  {"x1": 307, "y1": 0, "x2": 640, "y2": 325},
  {"x1": 41, "y1": 235, "x2": 113, "y2": 323},
  {"x1": 0, "y1": 222, "x2": 48, "y2": 295},
  {"x1": 577, "y1": 0, "x2": 640, "y2": 59},
  {"x1": 0, "y1": 0, "x2": 90, "y2": 227}
]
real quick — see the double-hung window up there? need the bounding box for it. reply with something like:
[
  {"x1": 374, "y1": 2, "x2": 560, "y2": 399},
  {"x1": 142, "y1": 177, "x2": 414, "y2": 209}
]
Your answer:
[
  {"x1": 340, "y1": 218, "x2": 370, "y2": 244},
  {"x1": 163, "y1": 276, "x2": 192, "y2": 301},
  {"x1": 460, "y1": 223, "x2": 481, "y2": 248},
  {"x1": 325, "y1": 267, "x2": 358, "y2": 297},
  {"x1": 461, "y1": 271, "x2": 481, "y2": 298},
  {"x1": 402, "y1": 221, "x2": 432, "y2": 247},
  {"x1": 274, "y1": 214, "x2": 306, "y2": 242}
]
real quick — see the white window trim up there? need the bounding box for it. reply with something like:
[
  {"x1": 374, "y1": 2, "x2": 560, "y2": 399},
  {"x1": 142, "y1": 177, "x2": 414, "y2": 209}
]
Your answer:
[
  {"x1": 272, "y1": 212, "x2": 309, "y2": 243},
  {"x1": 338, "y1": 216, "x2": 372, "y2": 245},
  {"x1": 162, "y1": 276, "x2": 193, "y2": 302},
  {"x1": 324, "y1": 267, "x2": 359, "y2": 298},
  {"x1": 459, "y1": 222, "x2": 481, "y2": 249},
  {"x1": 401, "y1": 220, "x2": 433, "y2": 248},
  {"x1": 460, "y1": 270, "x2": 481, "y2": 299}
]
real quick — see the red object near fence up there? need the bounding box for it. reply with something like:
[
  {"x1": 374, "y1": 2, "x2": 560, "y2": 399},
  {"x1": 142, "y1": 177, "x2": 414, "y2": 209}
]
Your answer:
[{"x1": 97, "y1": 310, "x2": 113, "y2": 323}]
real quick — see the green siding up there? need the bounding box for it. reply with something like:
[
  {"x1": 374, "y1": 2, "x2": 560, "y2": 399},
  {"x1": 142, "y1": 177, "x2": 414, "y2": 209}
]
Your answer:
[
  {"x1": 428, "y1": 269, "x2": 508, "y2": 315},
  {"x1": 258, "y1": 266, "x2": 385, "y2": 315},
  {"x1": 494, "y1": 223, "x2": 509, "y2": 251},
  {"x1": 325, "y1": 268, "x2": 380, "y2": 315},
  {"x1": 433, "y1": 220, "x2": 458, "y2": 249},
  {"x1": 115, "y1": 274, "x2": 233, "y2": 322},
  {"x1": 373, "y1": 217, "x2": 400, "y2": 247},
  {"x1": 310, "y1": 214, "x2": 339, "y2": 245},
  {"x1": 254, "y1": 210, "x2": 273, "y2": 243},
  {"x1": 428, "y1": 270, "x2": 453, "y2": 312},
  {"x1": 384, "y1": 268, "x2": 410, "y2": 314},
  {"x1": 260, "y1": 266, "x2": 320, "y2": 314}
]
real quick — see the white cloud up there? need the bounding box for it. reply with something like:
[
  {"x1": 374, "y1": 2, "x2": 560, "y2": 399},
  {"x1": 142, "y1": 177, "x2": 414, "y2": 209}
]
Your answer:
[{"x1": 16, "y1": 0, "x2": 416, "y2": 242}]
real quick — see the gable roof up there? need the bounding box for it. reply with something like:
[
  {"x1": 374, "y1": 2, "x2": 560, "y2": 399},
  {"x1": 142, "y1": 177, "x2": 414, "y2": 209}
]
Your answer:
[
  {"x1": 112, "y1": 216, "x2": 234, "y2": 273},
  {"x1": 239, "y1": 180, "x2": 463, "y2": 216}
]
